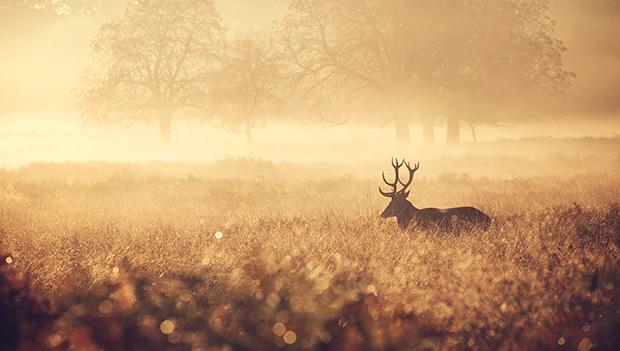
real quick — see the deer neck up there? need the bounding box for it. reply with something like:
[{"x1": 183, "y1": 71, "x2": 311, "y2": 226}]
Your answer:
[{"x1": 396, "y1": 201, "x2": 416, "y2": 228}]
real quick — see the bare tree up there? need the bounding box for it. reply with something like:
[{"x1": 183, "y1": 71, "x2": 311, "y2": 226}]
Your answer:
[
  {"x1": 212, "y1": 31, "x2": 283, "y2": 148},
  {"x1": 281, "y1": 0, "x2": 572, "y2": 145},
  {"x1": 77, "y1": 0, "x2": 225, "y2": 144},
  {"x1": 281, "y1": 0, "x2": 439, "y2": 145},
  {"x1": 434, "y1": 1, "x2": 574, "y2": 145}
]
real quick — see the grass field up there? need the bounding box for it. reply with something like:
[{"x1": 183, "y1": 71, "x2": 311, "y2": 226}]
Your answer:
[{"x1": 1, "y1": 159, "x2": 619, "y2": 350}]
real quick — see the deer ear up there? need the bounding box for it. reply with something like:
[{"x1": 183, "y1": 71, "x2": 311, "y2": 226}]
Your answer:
[{"x1": 404, "y1": 190, "x2": 410, "y2": 198}]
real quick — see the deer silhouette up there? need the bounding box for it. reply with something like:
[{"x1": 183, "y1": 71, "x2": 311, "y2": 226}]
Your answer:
[{"x1": 379, "y1": 158, "x2": 490, "y2": 231}]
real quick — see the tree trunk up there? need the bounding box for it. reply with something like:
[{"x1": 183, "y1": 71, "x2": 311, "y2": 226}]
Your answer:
[
  {"x1": 470, "y1": 123, "x2": 478, "y2": 143},
  {"x1": 446, "y1": 116, "x2": 460, "y2": 145},
  {"x1": 394, "y1": 118, "x2": 411, "y2": 145},
  {"x1": 422, "y1": 118, "x2": 434, "y2": 144},
  {"x1": 159, "y1": 112, "x2": 172, "y2": 144}
]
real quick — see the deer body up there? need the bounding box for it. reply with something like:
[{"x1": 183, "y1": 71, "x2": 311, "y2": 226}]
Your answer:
[
  {"x1": 379, "y1": 159, "x2": 491, "y2": 232},
  {"x1": 383, "y1": 200, "x2": 490, "y2": 231}
]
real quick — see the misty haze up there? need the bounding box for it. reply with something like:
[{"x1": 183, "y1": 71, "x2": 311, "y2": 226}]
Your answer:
[{"x1": 0, "y1": 1, "x2": 619, "y2": 350}]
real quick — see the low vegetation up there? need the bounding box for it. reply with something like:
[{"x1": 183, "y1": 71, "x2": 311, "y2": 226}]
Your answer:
[{"x1": 1, "y1": 162, "x2": 619, "y2": 350}]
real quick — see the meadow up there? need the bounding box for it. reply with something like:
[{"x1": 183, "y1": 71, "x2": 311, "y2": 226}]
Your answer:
[{"x1": 1, "y1": 156, "x2": 619, "y2": 350}]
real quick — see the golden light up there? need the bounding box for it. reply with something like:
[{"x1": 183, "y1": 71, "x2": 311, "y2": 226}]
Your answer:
[
  {"x1": 272, "y1": 322, "x2": 286, "y2": 336},
  {"x1": 160, "y1": 319, "x2": 176, "y2": 335},
  {"x1": 283, "y1": 330, "x2": 297, "y2": 345}
]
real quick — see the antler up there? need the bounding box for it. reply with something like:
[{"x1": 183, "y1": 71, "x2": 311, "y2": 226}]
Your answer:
[
  {"x1": 397, "y1": 161, "x2": 420, "y2": 191},
  {"x1": 379, "y1": 158, "x2": 401, "y2": 197},
  {"x1": 379, "y1": 158, "x2": 420, "y2": 198}
]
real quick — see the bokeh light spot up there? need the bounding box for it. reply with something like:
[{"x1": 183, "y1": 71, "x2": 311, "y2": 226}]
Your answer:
[
  {"x1": 320, "y1": 331, "x2": 332, "y2": 343},
  {"x1": 578, "y1": 338, "x2": 592, "y2": 351},
  {"x1": 160, "y1": 319, "x2": 176, "y2": 335},
  {"x1": 98, "y1": 300, "x2": 113, "y2": 314},
  {"x1": 272, "y1": 322, "x2": 286, "y2": 336},
  {"x1": 283, "y1": 330, "x2": 297, "y2": 344}
]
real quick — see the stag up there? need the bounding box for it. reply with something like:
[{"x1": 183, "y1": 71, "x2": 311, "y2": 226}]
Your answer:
[{"x1": 379, "y1": 158, "x2": 490, "y2": 231}]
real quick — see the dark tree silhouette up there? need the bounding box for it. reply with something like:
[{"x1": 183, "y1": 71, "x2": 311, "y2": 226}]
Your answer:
[
  {"x1": 212, "y1": 31, "x2": 283, "y2": 148},
  {"x1": 281, "y1": 0, "x2": 432, "y2": 145},
  {"x1": 433, "y1": 1, "x2": 574, "y2": 144},
  {"x1": 77, "y1": 0, "x2": 225, "y2": 144},
  {"x1": 281, "y1": 0, "x2": 572, "y2": 145}
]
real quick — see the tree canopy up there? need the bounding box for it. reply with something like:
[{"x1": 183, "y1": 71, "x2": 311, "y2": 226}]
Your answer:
[
  {"x1": 74, "y1": 0, "x2": 574, "y2": 145},
  {"x1": 77, "y1": 0, "x2": 225, "y2": 143},
  {"x1": 212, "y1": 31, "x2": 284, "y2": 146},
  {"x1": 281, "y1": 0, "x2": 573, "y2": 144}
]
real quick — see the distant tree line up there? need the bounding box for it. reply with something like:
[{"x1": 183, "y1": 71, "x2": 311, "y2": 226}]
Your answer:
[
  {"x1": 281, "y1": 0, "x2": 573, "y2": 145},
  {"x1": 2, "y1": 0, "x2": 574, "y2": 145}
]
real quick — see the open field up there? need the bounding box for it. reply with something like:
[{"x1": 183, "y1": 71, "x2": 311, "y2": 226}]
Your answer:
[
  {"x1": 1, "y1": 160, "x2": 619, "y2": 350},
  {"x1": 3, "y1": 0, "x2": 620, "y2": 349}
]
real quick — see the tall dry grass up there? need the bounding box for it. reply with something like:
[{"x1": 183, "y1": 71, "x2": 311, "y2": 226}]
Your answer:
[{"x1": 0, "y1": 162, "x2": 619, "y2": 350}]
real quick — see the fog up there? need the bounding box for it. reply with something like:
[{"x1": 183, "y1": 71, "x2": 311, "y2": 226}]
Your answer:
[
  {"x1": 3, "y1": 4, "x2": 620, "y2": 351},
  {"x1": 0, "y1": 0, "x2": 619, "y2": 169}
]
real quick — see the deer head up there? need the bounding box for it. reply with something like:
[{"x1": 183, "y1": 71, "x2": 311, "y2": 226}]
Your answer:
[{"x1": 379, "y1": 158, "x2": 420, "y2": 218}]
